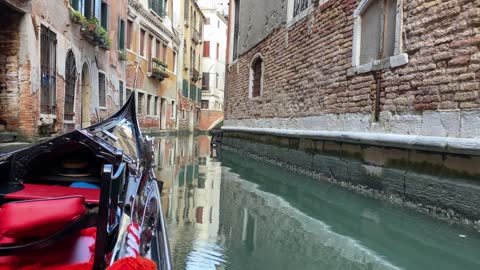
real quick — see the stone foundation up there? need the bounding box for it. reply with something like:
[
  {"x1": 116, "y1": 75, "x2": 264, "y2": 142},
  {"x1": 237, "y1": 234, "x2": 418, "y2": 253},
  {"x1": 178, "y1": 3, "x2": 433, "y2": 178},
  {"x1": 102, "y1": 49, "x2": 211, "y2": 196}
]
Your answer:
[{"x1": 222, "y1": 130, "x2": 480, "y2": 222}]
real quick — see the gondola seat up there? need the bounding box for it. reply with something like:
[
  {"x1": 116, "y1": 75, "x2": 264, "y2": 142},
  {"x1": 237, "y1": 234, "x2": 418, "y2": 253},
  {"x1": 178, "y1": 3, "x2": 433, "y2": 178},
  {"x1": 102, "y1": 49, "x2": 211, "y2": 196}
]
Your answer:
[
  {"x1": 0, "y1": 197, "x2": 95, "y2": 268},
  {"x1": 0, "y1": 196, "x2": 86, "y2": 244},
  {"x1": 3, "y1": 184, "x2": 100, "y2": 204}
]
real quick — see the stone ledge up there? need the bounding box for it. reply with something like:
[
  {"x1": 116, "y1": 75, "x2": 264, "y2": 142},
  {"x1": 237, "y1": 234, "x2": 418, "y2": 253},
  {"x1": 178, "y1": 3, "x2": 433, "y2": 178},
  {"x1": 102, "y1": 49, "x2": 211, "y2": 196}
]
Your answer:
[
  {"x1": 221, "y1": 126, "x2": 480, "y2": 156},
  {"x1": 347, "y1": 53, "x2": 409, "y2": 76}
]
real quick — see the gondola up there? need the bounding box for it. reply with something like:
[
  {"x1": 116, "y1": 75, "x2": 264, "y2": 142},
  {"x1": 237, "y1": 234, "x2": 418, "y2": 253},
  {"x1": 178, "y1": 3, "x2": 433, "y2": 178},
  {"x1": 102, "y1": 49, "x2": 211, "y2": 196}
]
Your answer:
[{"x1": 0, "y1": 94, "x2": 172, "y2": 270}]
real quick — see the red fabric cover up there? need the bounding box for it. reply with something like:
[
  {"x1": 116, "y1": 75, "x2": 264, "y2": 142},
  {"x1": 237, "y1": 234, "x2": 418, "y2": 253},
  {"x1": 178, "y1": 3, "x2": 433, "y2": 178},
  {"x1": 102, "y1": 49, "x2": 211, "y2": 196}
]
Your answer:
[
  {"x1": 0, "y1": 197, "x2": 86, "y2": 241},
  {"x1": 0, "y1": 228, "x2": 96, "y2": 269},
  {"x1": 5, "y1": 184, "x2": 100, "y2": 204}
]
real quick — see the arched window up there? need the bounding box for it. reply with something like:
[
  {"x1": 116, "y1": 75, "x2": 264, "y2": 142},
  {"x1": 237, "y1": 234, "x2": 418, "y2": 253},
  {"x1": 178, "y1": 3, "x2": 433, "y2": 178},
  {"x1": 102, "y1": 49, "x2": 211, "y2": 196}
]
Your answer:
[
  {"x1": 64, "y1": 50, "x2": 76, "y2": 121},
  {"x1": 249, "y1": 54, "x2": 263, "y2": 98}
]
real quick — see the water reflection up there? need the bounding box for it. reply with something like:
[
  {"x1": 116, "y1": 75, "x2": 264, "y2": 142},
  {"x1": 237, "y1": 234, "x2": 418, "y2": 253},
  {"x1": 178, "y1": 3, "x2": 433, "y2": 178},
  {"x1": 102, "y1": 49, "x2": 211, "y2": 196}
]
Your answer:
[{"x1": 156, "y1": 136, "x2": 480, "y2": 270}]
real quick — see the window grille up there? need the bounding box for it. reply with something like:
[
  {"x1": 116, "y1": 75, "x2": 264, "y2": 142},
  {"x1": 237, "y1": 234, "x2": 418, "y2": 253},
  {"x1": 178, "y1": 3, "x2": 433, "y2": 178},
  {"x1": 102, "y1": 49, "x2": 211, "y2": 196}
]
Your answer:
[
  {"x1": 40, "y1": 25, "x2": 57, "y2": 114},
  {"x1": 293, "y1": 0, "x2": 311, "y2": 18},
  {"x1": 98, "y1": 72, "x2": 106, "y2": 107},
  {"x1": 64, "y1": 51, "x2": 76, "y2": 120}
]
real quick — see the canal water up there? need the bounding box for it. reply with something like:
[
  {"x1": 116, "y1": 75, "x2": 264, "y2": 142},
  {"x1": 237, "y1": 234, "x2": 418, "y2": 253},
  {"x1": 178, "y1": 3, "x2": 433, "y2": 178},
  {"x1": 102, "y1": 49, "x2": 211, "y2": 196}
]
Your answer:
[{"x1": 155, "y1": 135, "x2": 480, "y2": 270}]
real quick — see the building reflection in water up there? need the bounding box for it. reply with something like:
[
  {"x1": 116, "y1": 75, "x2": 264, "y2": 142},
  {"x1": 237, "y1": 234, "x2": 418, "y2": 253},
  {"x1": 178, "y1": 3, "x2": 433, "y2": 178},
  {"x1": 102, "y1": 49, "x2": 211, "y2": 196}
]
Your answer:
[
  {"x1": 156, "y1": 135, "x2": 225, "y2": 270},
  {"x1": 154, "y1": 136, "x2": 480, "y2": 270}
]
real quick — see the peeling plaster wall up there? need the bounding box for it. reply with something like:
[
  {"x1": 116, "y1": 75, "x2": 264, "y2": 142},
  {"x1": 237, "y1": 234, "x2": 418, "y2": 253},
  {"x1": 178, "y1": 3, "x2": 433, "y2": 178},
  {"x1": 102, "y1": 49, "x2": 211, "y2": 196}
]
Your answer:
[{"x1": 236, "y1": 0, "x2": 287, "y2": 56}]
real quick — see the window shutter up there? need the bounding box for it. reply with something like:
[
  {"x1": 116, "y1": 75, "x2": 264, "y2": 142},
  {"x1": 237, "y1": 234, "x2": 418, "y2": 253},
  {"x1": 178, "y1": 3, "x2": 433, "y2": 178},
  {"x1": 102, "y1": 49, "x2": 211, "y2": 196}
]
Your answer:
[
  {"x1": 159, "y1": 0, "x2": 165, "y2": 17},
  {"x1": 70, "y1": 0, "x2": 79, "y2": 10},
  {"x1": 203, "y1": 41, "x2": 210, "y2": 57}
]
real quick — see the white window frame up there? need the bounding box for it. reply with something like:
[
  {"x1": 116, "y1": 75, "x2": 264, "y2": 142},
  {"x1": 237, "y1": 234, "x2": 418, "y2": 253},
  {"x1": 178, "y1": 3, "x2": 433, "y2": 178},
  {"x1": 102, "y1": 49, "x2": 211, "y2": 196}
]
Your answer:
[
  {"x1": 348, "y1": 0, "x2": 408, "y2": 76},
  {"x1": 248, "y1": 53, "x2": 264, "y2": 99},
  {"x1": 286, "y1": 0, "x2": 316, "y2": 27}
]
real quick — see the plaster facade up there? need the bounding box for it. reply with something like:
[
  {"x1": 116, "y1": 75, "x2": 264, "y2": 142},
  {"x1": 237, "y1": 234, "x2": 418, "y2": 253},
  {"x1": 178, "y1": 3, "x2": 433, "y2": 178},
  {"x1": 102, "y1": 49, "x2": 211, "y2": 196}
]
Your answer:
[{"x1": 0, "y1": 0, "x2": 127, "y2": 140}]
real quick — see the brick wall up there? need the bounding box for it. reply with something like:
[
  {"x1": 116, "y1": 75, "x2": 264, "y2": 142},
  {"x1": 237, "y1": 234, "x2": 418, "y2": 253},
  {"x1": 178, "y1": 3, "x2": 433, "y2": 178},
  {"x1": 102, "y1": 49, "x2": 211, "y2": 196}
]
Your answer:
[
  {"x1": 226, "y1": 0, "x2": 480, "y2": 137},
  {"x1": 199, "y1": 110, "x2": 223, "y2": 131},
  {"x1": 178, "y1": 91, "x2": 198, "y2": 131},
  {"x1": 0, "y1": 11, "x2": 22, "y2": 132}
]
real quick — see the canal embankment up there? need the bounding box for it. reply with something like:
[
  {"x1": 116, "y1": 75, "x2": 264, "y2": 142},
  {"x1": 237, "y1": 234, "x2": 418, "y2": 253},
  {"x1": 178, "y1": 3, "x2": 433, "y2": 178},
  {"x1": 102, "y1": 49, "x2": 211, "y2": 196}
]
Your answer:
[{"x1": 221, "y1": 128, "x2": 480, "y2": 231}]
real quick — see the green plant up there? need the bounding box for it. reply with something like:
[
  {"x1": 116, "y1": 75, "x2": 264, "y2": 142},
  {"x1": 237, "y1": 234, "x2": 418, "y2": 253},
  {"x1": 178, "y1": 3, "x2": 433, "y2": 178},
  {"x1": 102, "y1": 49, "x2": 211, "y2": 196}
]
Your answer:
[
  {"x1": 118, "y1": 49, "x2": 127, "y2": 61},
  {"x1": 69, "y1": 9, "x2": 87, "y2": 25}
]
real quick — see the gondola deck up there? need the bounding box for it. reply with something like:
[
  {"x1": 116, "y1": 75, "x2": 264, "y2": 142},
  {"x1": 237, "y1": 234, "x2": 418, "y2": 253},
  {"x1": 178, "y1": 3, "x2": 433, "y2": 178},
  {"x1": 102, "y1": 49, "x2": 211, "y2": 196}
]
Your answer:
[{"x1": 0, "y1": 95, "x2": 172, "y2": 270}]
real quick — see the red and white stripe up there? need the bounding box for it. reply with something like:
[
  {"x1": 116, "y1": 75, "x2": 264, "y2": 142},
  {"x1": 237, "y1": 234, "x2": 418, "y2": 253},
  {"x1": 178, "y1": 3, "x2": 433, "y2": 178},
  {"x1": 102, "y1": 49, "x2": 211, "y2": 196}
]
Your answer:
[{"x1": 125, "y1": 223, "x2": 141, "y2": 258}]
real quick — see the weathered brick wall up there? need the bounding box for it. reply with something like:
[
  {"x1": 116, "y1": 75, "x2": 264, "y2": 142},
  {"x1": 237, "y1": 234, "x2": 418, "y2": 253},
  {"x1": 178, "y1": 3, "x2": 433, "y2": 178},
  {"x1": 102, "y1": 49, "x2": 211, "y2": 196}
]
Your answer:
[
  {"x1": 0, "y1": 11, "x2": 22, "y2": 132},
  {"x1": 226, "y1": 0, "x2": 480, "y2": 136},
  {"x1": 178, "y1": 92, "x2": 198, "y2": 132},
  {"x1": 199, "y1": 110, "x2": 224, "y2": 131}
]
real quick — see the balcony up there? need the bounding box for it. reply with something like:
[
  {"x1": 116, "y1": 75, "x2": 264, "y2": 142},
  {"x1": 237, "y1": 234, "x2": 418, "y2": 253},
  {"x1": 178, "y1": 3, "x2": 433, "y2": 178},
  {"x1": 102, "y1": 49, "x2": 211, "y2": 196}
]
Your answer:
[
  {"x1": 151, "y1": 58, "x2": 169, "y2": 81},
  {"x1": 191, "y1": 28, "x2": 201, "y2": 44},
  {"x1": 191, "y1": 68, "x2": 200, "y2": 82}
]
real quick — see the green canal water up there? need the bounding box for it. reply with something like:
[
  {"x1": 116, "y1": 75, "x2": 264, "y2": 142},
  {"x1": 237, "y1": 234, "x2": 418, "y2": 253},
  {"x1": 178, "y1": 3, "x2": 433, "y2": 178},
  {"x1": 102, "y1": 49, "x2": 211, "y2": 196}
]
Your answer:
[{"x1": 156, "y1": 136, "x2": 480, "y2": 270}]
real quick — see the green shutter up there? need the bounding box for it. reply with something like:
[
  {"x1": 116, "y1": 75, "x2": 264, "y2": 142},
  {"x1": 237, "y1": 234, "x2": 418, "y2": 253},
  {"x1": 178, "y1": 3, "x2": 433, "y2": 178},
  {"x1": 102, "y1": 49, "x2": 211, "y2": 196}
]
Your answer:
[
  {"x1": 118, "y1": 18, "x2": 125, "y2": 49},
  {"x1": 101, "y1": 2, "x2": 108, "y2": 30},
  {"x1": 70, "y1": 0, "x2": 79, "y2": 10},
  {"x1": 190, "y1": 84, "x2": 196, "y2": 101},
  {"x1": 182, "y1": 80, "x2": 189, "y2": 97},
  {"x1": 197, "y1": 88, "x2": 202, "y2": 102}
]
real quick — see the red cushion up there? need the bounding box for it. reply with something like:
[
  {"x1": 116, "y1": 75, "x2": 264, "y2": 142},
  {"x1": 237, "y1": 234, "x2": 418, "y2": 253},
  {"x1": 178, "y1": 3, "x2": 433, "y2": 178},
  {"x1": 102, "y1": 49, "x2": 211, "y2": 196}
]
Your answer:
[
  {"x1": 5, "y1": 184, "x2": 100, "y2": 204},
  {"x1": 0, "y1": 196, "x2": 86, "y2": 240}
]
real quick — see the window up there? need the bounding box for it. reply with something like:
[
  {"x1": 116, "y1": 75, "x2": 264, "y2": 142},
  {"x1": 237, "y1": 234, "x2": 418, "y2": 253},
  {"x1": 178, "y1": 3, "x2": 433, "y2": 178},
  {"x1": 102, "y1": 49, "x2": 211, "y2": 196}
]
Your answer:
[
  {"x1": 149, "y1": 0, "x2": 166, "y2": 17},
  {"x1": 100, "y1": 2, "x2": 108, "y2": 30},
  {"x1": 350, "y1": 0, "x2": 408, "y2": 74},
  {"x1": 173, "y1": 51, "x2": 177, "y2": 73},
  {"x1": 232, "y1": 0, "x2": 240, "y2": 60},
  {"x1": 155, "y1": 97, "x2": 159, "y2": 115},
  {"x1": 118, "y1": 18, "x2": 125, "y2": 50},
  {"x1": 140, "y1": 29, "x2": 146, "y2": 56},
  {"x1": 64, "y1": 50, "x2": 76, "y2": 121},
  {"x1": 98, "y1": 72, "x2": 106, "y2": 107},
  {"x1": 147, "y1": 95, "x2": 152, "y2": 115},
  {"x1": 138, "y1": 92, "x2": 145, "y2": 114},
  {"x1": 205, "y1": 17, "x2": 210, "y2": 25},
  {"x1": 202, "y1": 72, "x2": 209, "y2": 90},
  {"x1": 203, "y1": 41, "x2": 210, "y2": 57},
  {"x1": 184, "y1": 0, "x2": 189, "y2": 21},
  {"x1": 163, "y1": 44, "x2": 168, "y2": 63},
  {"x1": 249, "y1": 54, "x2": 263, "y2": 98},
  {"x1": 171, "y1": 101, "x2": 176, "y2": 119},
  {"x1": 147, "y1": 34, "x2": 153, "y2": 72},
  {"x1": 216, "y1": 72, "x2": 219, "y2": 88},
  {"x1": 360, "y1": 0, "x2": 395, "y2": 65},
  {"x1": 293, "y1": 0, "x2": 311, "y2": 18},
  {"x1": 156, "y1": 40, "x2": 161, "y2": 59},
  {"x1": 119, "y1": 80, "x2": 124, "y2": 105},
  {"x1": 201, "y1": 100, "x2": 209, "y2": 109},
  {"x1": 216, "y1": 43, "x2": 219, "y2": 60},
  {"x1": 40, "y1": 25, "x2": 57, "y2": 114},
  {"x1": 127, "y1": 19, "x2": 133, "y2": 50}
]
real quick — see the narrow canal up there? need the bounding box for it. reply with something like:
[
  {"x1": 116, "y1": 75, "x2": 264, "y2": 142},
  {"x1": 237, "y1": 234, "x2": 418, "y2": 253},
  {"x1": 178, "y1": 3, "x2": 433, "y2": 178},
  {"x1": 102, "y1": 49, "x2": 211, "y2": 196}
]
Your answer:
[{"x1": 156, "y1": 135, "x2": 480, "y2": 270}]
